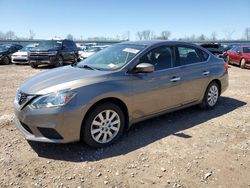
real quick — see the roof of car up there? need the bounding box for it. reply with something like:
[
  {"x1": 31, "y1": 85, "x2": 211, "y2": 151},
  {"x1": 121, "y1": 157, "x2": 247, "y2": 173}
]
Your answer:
[{"x1": 120, "y1": 40, "x2": 197, "y2": 47}]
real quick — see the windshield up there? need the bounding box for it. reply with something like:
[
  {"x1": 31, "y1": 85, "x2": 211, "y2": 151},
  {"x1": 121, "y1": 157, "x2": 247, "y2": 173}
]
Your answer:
[
  {"x1": 86, "y1": 47, "x2": 101, "y2": 52},
  {"x1": 0, "y1": 45, "x2": 8, "y2": 52},
  {"x1": 19, "y1": 46, "x2": 33, "y2": 52},
  {"x1": 77, "y1": 44, "x2": 145, "y2": 70},
  {"x1": 37, "y1": 40, "x2": 62, "y2": 49},
  {"x1": 243, "y1": 47, "x2": 250, "y2": 53}
]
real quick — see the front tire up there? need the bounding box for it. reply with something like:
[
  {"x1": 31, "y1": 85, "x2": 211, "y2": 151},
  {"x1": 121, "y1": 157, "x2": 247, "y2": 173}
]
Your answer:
[
  {"x1": 200, "y1": 82, "x2": 220, "y2": 110},
  {"x1": 2, "y1": 56, "x2": 10, "y2": 65},
  {"x1": 81, "y1": 103, "x2": 125, "y2": 148},
  {"x1": 55, "y1": 56, "x2": 63, "y2": 67},
  {"x1": 225, "y1": 55, "x2": 230, "y2": 64},
  {"x1": 240, "y1": 58, "x2": 246, "y2": 69},
  {"x1": 29, "y1": 62, "x2": 38, "y2": 68}
]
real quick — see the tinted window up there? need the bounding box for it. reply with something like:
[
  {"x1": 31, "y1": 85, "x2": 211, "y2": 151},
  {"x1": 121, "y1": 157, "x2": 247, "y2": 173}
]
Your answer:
[
  {"x1": 63, "y1": 40, "x2": 71, "y2": 48},
  {"x1": 243, "y1": 47, "x2": 250, "y2": 53},
  {"x1": 199, "y1": 49, "x2": 209, "y2": 61},
  {"x1": 38, "y1": 40, "x2": 62, "y2": 48},
  {"x1": 236, "y1": 47, "x2": 242, "y2": 52},
  {"x1": 140, "y1": 46, "x2": 174, "y2": 71},
  {"x1": 70, "y1": 41, "x2": 76, "y2": 48},
  {"x1": 177, "y1": 47, "x2": 202, "y2": 66},
  {"x1": 231, "y1": 46, "x2": 238, "y2": 52}
]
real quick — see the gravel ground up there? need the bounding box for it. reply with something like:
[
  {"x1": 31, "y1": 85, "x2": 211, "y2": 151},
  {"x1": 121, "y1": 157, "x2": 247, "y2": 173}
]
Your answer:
[{"x1": 0, "y1": 64, "x2": 249, "y2": 188}]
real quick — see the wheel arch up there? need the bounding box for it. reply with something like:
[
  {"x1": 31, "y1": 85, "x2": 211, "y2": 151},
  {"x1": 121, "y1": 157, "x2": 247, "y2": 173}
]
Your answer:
[
  {"x1": 81, "y1": 97, "x2": 130, "y2": 136},
  {"x1": 209, "y1": 79, "x2": 221, "y2": 96}
]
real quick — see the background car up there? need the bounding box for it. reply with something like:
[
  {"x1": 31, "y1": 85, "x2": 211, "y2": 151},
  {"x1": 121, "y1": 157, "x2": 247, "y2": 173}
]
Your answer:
[
  {"x1": 200, "y1": 43, "x2": 224, "y2": 58},
  {"x1": 11, "y1": 43, "x2": 38, "y2": 64},
  {"x1": 14, "y1": 41, "x2": 228, "y2": 148},
  {"x1": 28, "y1": 39, "x2": 79, "y2": 68},
  {"x1": 225, "y1": 46, "x2": 250, "y2": 69},
  {"x1": 79, "y1": 45, "x2": 109, "y2": 59},
  {"x1": 0, "y1": 44, "x2": 23, "y2": 64}
]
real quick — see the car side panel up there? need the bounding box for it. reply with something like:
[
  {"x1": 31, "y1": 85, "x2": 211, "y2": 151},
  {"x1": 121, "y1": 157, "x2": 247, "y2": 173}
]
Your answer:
[{"x1": 178, "y1": 62, "x2": 212, "y2": 104}]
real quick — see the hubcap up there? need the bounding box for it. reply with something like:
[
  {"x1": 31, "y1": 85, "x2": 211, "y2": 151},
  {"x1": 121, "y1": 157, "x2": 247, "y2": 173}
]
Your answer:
[
  {"x1": 207, "y1": 85, "x2": 219, "y2": 106},
  {"x1": 91, "y1": 110, "x2": 120, "y2": 144}
]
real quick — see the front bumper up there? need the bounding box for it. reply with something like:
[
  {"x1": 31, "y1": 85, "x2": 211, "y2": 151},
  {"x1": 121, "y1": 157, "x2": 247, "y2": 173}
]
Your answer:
[
  {"x1": 28, "y1": 56, "x2": 58, "y2": 66},
  {"x1": 245, "y1": 60, "x2": 250, "y2": 69},
  {"x1": 14, "y1": 99, "x2": 85, "y2": 143},
  {"x1": 12, "y1": 57, "x2": 28, "y2": 64}
]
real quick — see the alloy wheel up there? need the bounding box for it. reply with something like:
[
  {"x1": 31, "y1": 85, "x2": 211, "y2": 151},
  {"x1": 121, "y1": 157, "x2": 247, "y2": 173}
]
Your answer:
[
  {"x1": 207, "y1": 85, "x2": 219, "y2": 107},
  {"x1": 90, "y1": 110, "x2": 121, "y2": 144}
]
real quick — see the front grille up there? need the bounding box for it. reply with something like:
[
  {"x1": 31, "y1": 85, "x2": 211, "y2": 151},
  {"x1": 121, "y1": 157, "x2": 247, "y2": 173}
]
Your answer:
[
  {"x1": 13, "y1": 59, "x2": 28, "y2": 62},
  {"x1": 37, "y1": 127, "x2": 63, "y2": 139},
  {"x1": 20, "y1": 121, "x2": 33, "y2": 134},
  {"x1": 29, "y1": 52, "x2": 49, "y2": 57},
  {"x1": 16, "y1": 91, "x2": 34, "y2": 107}
]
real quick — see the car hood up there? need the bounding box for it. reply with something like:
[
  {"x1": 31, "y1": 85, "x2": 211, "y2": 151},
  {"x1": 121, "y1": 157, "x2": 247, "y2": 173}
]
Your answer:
[
  {"x1": 20, "y1": 65, "x2": 111, "y2": 95},
  {"x1": 0, "y1": 50, "x2": 8, "y2": 54},
  {"x1": 12, "y1": 51, "x2": 27, "y2": 56},
  {"x1": 30, "y1": 47, "x2": 60, "y2": 52}
]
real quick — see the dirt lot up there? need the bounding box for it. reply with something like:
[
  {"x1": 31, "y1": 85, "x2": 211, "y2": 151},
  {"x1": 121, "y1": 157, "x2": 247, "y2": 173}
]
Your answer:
[{"x1": 0, "y1": 64, "x2": 249, "y2": 188}]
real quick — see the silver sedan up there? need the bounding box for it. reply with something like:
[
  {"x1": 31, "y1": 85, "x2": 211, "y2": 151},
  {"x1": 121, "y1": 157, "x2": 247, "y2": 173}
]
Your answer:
[{"x1": 14, "y1": 41, "x2": 228, "y2": 147}]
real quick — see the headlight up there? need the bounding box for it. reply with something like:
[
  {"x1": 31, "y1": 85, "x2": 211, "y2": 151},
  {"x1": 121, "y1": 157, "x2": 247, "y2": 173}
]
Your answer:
[
  {"x1": 47, "y1": 51, "x2": 58, "y2": 56},
  {"x1": 30, "y1": 90, "x2": 76, "y2": 109}
]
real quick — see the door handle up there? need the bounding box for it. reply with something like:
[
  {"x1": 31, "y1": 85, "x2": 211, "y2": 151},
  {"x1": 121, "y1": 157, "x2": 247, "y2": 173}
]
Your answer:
[
  {"x1": 202, "y1": 71, "x2": 210, "y2": 76},
  {"x1": 170, "y1": 76, "x2": 181, "y2": 82}
]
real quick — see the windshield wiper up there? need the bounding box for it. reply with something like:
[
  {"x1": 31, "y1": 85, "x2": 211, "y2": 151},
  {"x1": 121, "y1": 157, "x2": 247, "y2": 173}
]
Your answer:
[{"x1": 79, "y1": 65, "x2": 96, "y2": 70}]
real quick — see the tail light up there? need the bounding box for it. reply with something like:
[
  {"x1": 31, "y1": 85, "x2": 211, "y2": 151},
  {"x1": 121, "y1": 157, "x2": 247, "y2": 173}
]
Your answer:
[{"x1": 223, "y1": 62, "x2": 230, "y2": 70}]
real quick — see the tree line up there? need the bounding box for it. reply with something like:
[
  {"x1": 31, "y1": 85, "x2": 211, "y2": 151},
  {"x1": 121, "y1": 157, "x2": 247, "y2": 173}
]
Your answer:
[{"x1": 1, "y1": 28, "x2": 250, "y2": 41}]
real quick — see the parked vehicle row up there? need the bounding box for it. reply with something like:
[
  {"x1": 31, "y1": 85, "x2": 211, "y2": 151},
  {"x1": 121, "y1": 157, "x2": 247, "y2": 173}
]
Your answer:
[
  {"x1": 14, "y1": 41, "x2": 229, "y2": 147},
  {"x1": 225, "y1": 46, "x2": 250, "y2": 69},
  {"x1": 11, "y1": 43, "x2": 38, "y2": 64},
  {"x1": 0, "y1": 44, "x2": 23, "y2": 64},
  {"x1": 28, "y1": 39, "x2": 79, "y2": 68},
  {"x1": 79, "y1": 45, "x2": 109, "y2": 59},
  {"x1": 200, "y1": 42, "x2": 250, "y2": 69}
]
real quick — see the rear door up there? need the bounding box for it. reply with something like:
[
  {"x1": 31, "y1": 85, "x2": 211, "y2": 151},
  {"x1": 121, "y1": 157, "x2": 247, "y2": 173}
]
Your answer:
[{"x1": 175, "y1": 45, "x2": 211, "y2": 104}]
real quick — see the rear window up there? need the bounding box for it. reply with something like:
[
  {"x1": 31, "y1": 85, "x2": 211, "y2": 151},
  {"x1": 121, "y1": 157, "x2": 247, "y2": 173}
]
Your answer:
[{"x1": 177, "y1": 47, "x2": 203, "y2": 66}]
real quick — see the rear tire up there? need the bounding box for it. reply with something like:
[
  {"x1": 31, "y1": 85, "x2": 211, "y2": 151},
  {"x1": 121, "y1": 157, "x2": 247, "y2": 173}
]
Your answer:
[
  {"x1": 81, "y1": 102, "x2": 125, "y2": 148},
  {"x1": 29, "y1": 62, "x2": 38, "y2": 68},
  {"x1": 240, "y1": 58, "x2": 246, "y2": 69},
  {"x1": 199, "y1": 82, "x2": 220, "y2": 110}
]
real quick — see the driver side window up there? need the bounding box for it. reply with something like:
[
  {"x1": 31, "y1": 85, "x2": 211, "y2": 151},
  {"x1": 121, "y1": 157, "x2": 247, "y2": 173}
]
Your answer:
[{"x1": 140, "y1": 46, "x2": 174, "y2": 71}]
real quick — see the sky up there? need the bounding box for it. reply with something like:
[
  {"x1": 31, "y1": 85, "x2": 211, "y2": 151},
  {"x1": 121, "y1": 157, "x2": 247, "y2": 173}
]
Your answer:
[{"x1": 1, "y1": 0, "x2": 250, "y2": 40}]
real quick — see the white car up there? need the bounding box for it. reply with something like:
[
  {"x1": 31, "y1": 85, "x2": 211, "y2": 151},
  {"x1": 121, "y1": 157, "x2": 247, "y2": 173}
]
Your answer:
[
  {"x1": 79, "y1": 45, "x2": 109, "y2": 59},
  {"x1": 11, "y1": 44, "x2": 38, "y2": 64}
]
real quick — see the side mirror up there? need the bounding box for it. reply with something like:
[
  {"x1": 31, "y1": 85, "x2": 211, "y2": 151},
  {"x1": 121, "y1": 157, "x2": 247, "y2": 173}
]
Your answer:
[{"x1": 135, "y1": 63, "x2": 154, "y2": 73}]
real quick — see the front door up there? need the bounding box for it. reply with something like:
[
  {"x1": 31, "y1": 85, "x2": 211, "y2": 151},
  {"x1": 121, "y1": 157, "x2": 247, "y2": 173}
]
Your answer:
[{"x1": 130, "y1": 46, "x2": 183, "y2": 120}]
